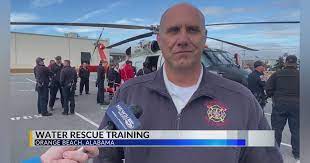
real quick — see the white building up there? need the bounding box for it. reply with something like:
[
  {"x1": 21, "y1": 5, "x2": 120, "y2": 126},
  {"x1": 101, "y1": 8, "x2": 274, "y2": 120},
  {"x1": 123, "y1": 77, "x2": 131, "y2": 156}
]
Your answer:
[{"x1": 10, "y1": 32, "x2": 109, "y2": 73}]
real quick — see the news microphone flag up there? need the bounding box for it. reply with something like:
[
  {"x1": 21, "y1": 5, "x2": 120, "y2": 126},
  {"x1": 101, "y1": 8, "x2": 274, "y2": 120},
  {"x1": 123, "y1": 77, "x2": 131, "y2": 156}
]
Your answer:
[
  {"x1": 29, "y1": 130, "x2": 275, "y2": 147},
  {"x1": 106, "y1": 101, "x2": 141, "y2": 130}
]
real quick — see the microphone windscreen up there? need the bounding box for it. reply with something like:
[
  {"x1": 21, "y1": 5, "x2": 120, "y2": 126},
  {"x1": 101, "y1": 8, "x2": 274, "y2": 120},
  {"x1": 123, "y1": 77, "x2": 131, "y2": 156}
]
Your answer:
[{"x1": 106, "y1": 101, "x2": 142, "y2": 130}]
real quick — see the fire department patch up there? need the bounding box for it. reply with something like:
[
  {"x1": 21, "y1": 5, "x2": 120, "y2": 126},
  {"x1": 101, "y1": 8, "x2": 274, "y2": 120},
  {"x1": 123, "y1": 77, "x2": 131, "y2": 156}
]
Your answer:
[{"x1": 204, "y1": 100, "x2": 228, "y2": 127}]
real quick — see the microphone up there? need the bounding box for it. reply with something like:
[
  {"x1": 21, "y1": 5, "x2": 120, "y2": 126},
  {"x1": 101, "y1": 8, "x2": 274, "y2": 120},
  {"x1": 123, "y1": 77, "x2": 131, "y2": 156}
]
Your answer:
[
  {"x1": 77, "y1": 102, "x2": 143, "y2": 153},
  {"x1": 104, "y1": 102, "x2": 143, "y2": 130}
]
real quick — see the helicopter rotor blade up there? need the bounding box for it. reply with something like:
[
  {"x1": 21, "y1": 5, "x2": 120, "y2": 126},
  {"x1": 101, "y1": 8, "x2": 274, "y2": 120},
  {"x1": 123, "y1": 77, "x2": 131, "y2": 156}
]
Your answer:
[
  {"x1": 92, "y1": 28, "x2": 104, "y2": 56},
  {"x1": 206, "y1": 21, "x2": 300, "y2": 26},
  {"x1": 10, "y1": 22, "x2": 153, "y2": 30},
  {"x1": 207, "y1": 36, "x2": 259, "y2": 51},
  {"x1": 106, "y1": 32, "x2": 154, "y2": 49}
]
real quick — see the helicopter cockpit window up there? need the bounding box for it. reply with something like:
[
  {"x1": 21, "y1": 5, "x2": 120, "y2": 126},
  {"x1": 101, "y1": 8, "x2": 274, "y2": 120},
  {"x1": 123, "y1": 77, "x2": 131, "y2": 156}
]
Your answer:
[
  {"x1": 205, "y1": 50, "x2": 222, "y2": 65},
  {"x1": 221, "y1": 51, "x2": 235, "y2": 64},
  {"x1": 201, "y1": 52, "x2": 212, "y2": 67},
  {"x1": 212, "y1": 51, "x2": 231, "y2": 64}
]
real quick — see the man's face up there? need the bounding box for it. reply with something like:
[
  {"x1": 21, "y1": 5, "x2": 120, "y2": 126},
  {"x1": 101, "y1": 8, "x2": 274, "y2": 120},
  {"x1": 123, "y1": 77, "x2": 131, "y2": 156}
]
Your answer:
[
  {"x1": 83, "y1": 63, "x2": 87, "y2": 68},
  {"x1": 64, "y1": 61, "x2": 69, "y2": 66},
  {"x1": 56, "y1": 59, "x2": 61, "y2": 64},
  {"x1": 157, "y1": 5, "x2": 206, "y2": 70}
]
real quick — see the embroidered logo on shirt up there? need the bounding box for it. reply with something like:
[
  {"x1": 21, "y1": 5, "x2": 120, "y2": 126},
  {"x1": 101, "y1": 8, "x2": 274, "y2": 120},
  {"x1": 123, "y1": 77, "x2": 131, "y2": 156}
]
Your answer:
[{"x1": 204, "y1": 100, "x2": 228, "y2": 127}]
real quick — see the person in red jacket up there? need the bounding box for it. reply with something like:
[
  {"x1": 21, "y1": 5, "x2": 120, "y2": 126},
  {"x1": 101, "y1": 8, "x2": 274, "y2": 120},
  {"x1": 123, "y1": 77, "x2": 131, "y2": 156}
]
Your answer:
[
  {"x1": 120, "y1": 60, "x2": 135, "y2": 82},
  {"x1": 48, "y1": 60, "x2": 55, "y2": 70}
]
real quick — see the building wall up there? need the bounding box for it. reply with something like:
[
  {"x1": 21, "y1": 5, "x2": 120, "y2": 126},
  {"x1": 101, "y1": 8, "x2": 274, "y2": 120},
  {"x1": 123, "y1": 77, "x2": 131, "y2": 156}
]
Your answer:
[{"x1": 10, "y1": 32, "x2": 109, "y2": 71}]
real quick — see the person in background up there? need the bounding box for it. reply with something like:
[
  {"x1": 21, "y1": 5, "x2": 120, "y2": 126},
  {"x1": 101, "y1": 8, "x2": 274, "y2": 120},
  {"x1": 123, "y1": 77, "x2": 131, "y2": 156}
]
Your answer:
[
  {"x1": 107, "y1": 63, "x2": 121, "y2": 91},
  {"x1": 137, "y1": 61, "x2": 152, "y2": 76},
  {"x1": 247, "y1": 60, "x2": 267, "y2": 109},
  {"x1": 120, "y1": 60, "x2": 135, "y2": 82},
  {"x1": 34, "y1": 57, "x2": 52, "y2": 116},
  {"x1": 78, "y1": 62, "x2": 90, "y2": 95},
  {"x1": 244, "y1": 63, "x2": 252, "y2": 73},
  {"x1": 48, "y1": 60, "x2": 55, "y2": 70},
  {"x1": 49, "y1": 56, "x2": 64, "y2": 111},
  {"x1": 60, "y1": 60, "x2": 77, "y2": 115},
  {"x1": 265, "y1": 55, "x2": 300, "y2": 161},
  {"x1": 151, "y1": 66, "x2": 157, "y2": 72},
  {"x1": 113, "y1": 63, "x2": 121, "y2": 85},
  {"x1": 96, "y1": 61, "x2": 108, "y2": 105}
]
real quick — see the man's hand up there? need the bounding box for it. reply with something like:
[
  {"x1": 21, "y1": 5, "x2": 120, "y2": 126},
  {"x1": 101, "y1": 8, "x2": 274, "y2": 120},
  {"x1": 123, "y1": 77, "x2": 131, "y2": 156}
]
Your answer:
[{"x1": 40, "y1": 146, "x2": 99, "y2": 163}]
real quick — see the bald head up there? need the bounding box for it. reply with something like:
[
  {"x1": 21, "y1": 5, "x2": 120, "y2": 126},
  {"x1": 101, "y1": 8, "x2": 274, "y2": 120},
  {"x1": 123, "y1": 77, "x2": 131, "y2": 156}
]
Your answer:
[
  {"x1": 156, "y1": 3, "x2": 207, "y2": 74},
  {"x1": 159, "y1": 3, "x2": 206, "y2": 33}
]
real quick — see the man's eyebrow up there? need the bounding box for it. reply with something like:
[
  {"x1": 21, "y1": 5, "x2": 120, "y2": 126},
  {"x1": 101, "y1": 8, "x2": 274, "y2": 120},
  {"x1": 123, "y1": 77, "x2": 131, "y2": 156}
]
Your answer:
[
  {"x1": 165, "y1": 25, "x2": 181, "y2": 31},
  {"x1": 187, "y1": 25, "x2": 201, "y2": 30}
]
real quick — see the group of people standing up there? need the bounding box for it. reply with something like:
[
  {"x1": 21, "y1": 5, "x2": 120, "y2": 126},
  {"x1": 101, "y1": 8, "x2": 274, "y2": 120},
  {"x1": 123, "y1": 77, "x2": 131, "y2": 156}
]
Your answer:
[
  {"x1": 34, "y1": 56, "x2": 77, "y2": 116},
  {"x1": 96, "y1": 60, "x2": 154, "y2": 105},
  {"x1": 247, "y1": 55, "x2": 300, "y2": 160},
  {"x1": 34, "y1": 54, "x2": 157, "y2": 114}
]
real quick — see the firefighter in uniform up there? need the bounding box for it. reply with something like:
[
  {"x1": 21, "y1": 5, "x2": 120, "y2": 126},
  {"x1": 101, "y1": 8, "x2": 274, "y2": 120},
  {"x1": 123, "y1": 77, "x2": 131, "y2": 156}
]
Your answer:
[
  {"x1": 60, "y1": 60, "x2": 77, "y2": 115},
  {"x1": 34, "y1": 57, "x2": 52, "y2": 116},
  {"x1": 96, "y1": 61, "x2": 108, "y2": 105},
  {"x1": 266, "y1": 55, "x2": 300, "y2": 160},
  {"x1": 78, "y1": 62, "x2": 90, "y2": 95},
  {"x1": 247, "y1": 60, "x2": 267, "y2": 109},
  {"x1": 49, "y1": 56, "x2": 64, "y2": 110}
]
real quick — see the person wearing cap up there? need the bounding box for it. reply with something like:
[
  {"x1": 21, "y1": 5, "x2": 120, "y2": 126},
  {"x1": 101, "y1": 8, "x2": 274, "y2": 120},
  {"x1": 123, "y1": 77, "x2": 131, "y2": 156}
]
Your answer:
[
  {"x1": 266, "y1": 55, "x2": 300, "y2": 161},
  {"x1": 49, "y1": 56, "x2": 64, "y2": 111},
  {"x1": 33, "y1": 57, "x2": 53, "y2": 116},
  {"x1": 247, "y1": 60, "x2": 267, "y2": 109}
]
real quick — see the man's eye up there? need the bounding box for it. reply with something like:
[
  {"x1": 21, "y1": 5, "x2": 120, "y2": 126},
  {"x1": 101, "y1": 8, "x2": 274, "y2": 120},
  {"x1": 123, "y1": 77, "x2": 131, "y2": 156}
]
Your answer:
[
  {"x1": 167, "y1": 27, "x2": 180, "y2": 34},
  {"x1": 188, "y1": 27, "x2": 200, "y2": 33}
]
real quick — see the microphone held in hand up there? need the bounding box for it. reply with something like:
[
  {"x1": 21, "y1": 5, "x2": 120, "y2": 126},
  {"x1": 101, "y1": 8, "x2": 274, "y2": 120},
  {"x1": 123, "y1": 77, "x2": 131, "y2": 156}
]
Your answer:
[
  {"x1": 104, "y1": 101, "x2": 143, "y2": 130},
  {"x1": 78, "y1": 102, "x2": 143, "y2": 153}
]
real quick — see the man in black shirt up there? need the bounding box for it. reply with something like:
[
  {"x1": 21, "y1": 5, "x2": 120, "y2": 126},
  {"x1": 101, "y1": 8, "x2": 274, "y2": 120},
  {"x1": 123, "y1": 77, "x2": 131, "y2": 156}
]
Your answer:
[
  {"x1": 96, "y1": 61, "x2": 108, "y2": 105},
  {"x1": 34, "y1": 57, "x2": 52, "y2": 116},
  {"x1": 247, "y1": 60, "x2": 267, "y2": 109},
  {"x1": 49, "y1": 56, "x2": 64, "y2": 110},
  {"x1": 266, "y1": 55, "x2": 300, "y2": 160},
  {"x1": 78, "y1": 62, "x2": 90, "y2": 95},
  {"x1": 60, "y1": 60, "x2": 77, "y2": 115}
]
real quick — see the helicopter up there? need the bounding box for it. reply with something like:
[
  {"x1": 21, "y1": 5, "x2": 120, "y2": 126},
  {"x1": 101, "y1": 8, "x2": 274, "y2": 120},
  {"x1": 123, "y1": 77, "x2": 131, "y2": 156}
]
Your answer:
[{"x1": 10, "y1": 20, "x2": 300, "y2": 86}]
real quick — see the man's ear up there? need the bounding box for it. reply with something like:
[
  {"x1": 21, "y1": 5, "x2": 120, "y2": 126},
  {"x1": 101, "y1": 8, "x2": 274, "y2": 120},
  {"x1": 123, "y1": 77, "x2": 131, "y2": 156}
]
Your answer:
[
  {"x1": 156, "y1": 34, "x2": 160, "y2": 43},
  {"x1": 156, "y1": 34, "x2": 162, "y2": 49},
  {"x1": 204, "y1": 30, "x2": 207, "y2": 44}
]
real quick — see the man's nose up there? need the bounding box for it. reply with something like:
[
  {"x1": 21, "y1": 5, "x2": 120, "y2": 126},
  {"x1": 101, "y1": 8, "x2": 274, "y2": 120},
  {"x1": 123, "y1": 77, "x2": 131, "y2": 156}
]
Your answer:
[{"x1": 176, "y1": 31, "x2": 190, "y2": 47}]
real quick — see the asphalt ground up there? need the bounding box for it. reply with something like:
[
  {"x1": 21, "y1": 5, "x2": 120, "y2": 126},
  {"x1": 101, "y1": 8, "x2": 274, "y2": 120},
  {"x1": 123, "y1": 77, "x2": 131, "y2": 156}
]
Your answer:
[{"x1": 9, "y1": 73, "x2": 297, "y2": 163}]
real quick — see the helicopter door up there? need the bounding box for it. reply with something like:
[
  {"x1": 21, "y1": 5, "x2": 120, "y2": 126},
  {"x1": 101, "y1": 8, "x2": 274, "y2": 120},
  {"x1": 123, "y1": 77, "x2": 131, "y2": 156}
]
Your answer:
[
  {"x1": 145, "y1": 56, "x2": 159, "y2": 72},
  {"x1": 81, "y1": 52, "x2": 91, "y2": 64}
]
